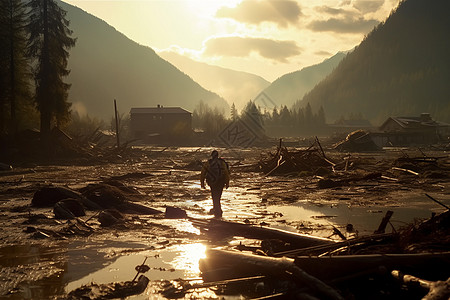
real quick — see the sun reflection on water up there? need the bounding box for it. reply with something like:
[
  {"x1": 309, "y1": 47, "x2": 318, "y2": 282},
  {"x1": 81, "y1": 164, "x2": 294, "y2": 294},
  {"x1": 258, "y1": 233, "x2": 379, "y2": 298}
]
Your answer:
[{"x1": 171, "y1": 243, "x2": 206, "y2": 277}]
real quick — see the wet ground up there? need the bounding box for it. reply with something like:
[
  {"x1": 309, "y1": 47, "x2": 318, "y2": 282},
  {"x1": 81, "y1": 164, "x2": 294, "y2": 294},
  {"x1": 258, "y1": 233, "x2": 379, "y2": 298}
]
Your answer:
[{"x1": 0, "y1": 146, "x2": 449, "y2": 299}]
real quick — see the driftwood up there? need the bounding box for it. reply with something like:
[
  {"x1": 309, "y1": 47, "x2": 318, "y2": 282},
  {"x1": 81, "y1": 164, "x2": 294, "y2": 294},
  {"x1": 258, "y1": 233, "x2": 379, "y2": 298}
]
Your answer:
[
  {"x1": 200, "y1": 249, "x2": 344, "y2": 300},
  {"x1": 258, "y1": 139, "x2": 333, "y2": 176},
  {"x1": 160, "y1": 275, "x2": 266, "y2": 298},
  {"x1": 374, "y1": 210, "x2": 394, "y2": 234},
  {"x1": 392, "y1": 166, "x2": 420, "y2": 176},
  {"x1": 274, "y1": 233, "x2": 395, "y2": 257},
  {"x1": 392, "y1": 270, "x2": 450, "y2": 300},
  {"x1": 293, "y1": 252, "x2": 450, "y2": 282},
  {"x1": 191, "y1": 218, "x2": 334, "y2": 249},
  {"x1": 333, "y1": 130, "x2": 380, "y2": 152}
]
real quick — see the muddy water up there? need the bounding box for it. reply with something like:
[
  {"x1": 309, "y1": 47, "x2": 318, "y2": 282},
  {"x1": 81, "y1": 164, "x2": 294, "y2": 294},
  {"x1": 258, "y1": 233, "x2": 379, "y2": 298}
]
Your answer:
[
  {"x1": 65, "y1": 243, "x2": 207, "y2": 293},
  {"x1": 268, "y1": 200, "x2": 444, "y2": 236}
]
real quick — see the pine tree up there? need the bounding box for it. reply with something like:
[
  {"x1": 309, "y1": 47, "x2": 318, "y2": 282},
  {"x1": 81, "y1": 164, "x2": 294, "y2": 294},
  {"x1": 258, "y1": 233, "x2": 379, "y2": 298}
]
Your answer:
[
  {"x1": 0, "y1": 0, "x2": 32, "y2": 135},
  {"x1": 316, "y1": 106, "x2": 326, "y2": 125},
  {"x1": 241, "y1": 100, "x2": 264, "y2": 137},
  {"x1": 279, "y1": 105, "x2": 291, "y2": 127},
  {"x1": 27, "y1": 0, "x2": 75, "y2": 141},
  {"x1": 304, "y1": 102, "x2": 313, "y2": 127},
  {"x1": 230, "y1": 103, "x2": 238, "y2": 121}
]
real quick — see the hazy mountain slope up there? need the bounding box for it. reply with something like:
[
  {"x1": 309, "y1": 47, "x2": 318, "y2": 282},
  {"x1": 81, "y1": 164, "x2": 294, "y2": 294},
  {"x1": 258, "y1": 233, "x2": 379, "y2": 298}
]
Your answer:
[
  {"x1": 297, "y1": 0, "x2": 450, "y2": 124},
  {"x1": 159, "y1": 51, "x2": 270, "y2": 110},
  {"x1": 263, "y1": 52, "x2": 346, "y2": 107},
  {"x1": 60, "y1": 1, "x2": 228, "y2": 121}
]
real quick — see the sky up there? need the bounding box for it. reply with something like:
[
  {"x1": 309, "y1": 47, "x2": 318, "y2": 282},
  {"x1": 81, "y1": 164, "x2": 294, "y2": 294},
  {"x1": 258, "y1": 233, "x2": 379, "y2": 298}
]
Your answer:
[{"x1": 63, "y1": 0, "x2": 400, "y2": 82}]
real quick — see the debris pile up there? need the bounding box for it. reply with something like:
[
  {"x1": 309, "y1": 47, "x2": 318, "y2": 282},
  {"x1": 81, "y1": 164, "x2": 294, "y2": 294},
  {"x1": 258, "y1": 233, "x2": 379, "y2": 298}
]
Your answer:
[
  {"x1": 333, "y1": 130, "x2": 380, "y2": 152},
  {"x1": 258, "y1": 138, "x2": 334, "y2": 176},
  {"x1": 187, "y1": 207, "x2": 450, "y2": 300}
]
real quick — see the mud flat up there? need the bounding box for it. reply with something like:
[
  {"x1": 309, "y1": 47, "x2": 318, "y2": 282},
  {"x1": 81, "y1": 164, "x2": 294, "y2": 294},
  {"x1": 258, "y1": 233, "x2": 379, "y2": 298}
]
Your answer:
[{"x1": 0, "y1": 146, "x2": 449, "y2": 299}]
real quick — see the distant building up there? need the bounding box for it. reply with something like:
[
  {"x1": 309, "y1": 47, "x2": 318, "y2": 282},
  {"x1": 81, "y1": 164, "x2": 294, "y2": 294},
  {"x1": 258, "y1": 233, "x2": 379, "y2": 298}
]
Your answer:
[
  {"x1": 372, "y1": 113, "x2": 450, "y2": 147},
  {"x1": 130, "y1": 105, "x2": 192, "y2": 144},
  {"x1": 330, "y1": 119, "x2": 374, "y2": 134}
]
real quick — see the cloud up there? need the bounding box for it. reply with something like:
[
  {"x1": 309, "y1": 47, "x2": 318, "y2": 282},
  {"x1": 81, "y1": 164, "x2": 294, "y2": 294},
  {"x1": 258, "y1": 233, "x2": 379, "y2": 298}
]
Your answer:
[
  {"x1": 353, "y1": 0, "x2": 385, "y2": 13},
  {"x1": 308, "y1": 17, "x2": 380, "y2": 34},
  {"x1": 203, "y1": 36, "x2": 301, "y2": 63},
  {"x1": 216, "y1": 0, "x2": 302, "y2": 28},
  {"x1": 315, "y1": 6, "x2": 358, "y2": 17}
]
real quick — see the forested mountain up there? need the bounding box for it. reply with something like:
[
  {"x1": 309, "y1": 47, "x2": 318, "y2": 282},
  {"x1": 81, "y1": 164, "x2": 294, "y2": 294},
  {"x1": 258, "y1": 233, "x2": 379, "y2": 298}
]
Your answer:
[
  {"x1": 159, "y1": 51, "x2": 270, "y2": 111},
  {"x1": 59, "y1": 1, "x2": 228, "y2": 121},
  {"x1": 295, "y1": 0, "x2": 450, "y2": 124},
  {"x1": 263, "y1": 52, "x2": 346, "y2": 108}
]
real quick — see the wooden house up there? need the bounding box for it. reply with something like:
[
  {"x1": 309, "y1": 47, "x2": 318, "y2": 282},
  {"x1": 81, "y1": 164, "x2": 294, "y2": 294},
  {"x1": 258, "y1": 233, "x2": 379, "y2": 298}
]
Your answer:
[
  {"x1": 372, "y1": 113, "x2": 449, "y2": 147},
  {"x1": 130, "y1": 105, "x2": 192, "y2": 144}
]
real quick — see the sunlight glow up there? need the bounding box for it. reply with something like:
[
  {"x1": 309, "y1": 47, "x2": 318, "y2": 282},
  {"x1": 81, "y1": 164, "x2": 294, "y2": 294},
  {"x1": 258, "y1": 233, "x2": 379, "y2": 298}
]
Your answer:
[
  {"x1": 185, "y1": 0, "x2": 242, "y2": 17},
  {"x1": 171, "y1": 243, "x2": 207, "y2": 277}
]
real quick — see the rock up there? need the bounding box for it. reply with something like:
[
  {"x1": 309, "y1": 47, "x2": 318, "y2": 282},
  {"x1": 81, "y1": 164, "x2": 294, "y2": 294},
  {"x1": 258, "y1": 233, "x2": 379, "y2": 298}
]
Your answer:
[
  {"x1": 80, "y1": 182, "x2": 162, "y2": 215},
  {"x1": 32, "y1": 186, "x2": 83, "y2": 207},
  {"x1": 318, "y1": 178, "x2": 342, "y2": 189},
  {"x1": 80, "y1": 183, "x2": 128, "y2": 208},
  {"x1": 164, "y1": 206, "x2": 187, "y2": 219},
  {"x1": 32, "y1": 186, "x2": 101, "y2": 210},
  {"x1": 124, "y1": 202, "x2": 162, "y2": 215},
  {"x1": 54, "y1": 199, "x2": 86, "y2": 219},
  {"x1": 98, "y1": 209, "x2": 124, "y2": 227}
]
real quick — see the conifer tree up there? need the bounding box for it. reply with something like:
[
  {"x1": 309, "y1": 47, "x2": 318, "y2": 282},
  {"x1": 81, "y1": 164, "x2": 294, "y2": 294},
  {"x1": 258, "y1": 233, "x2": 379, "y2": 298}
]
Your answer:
[
  {"x1": 304, "y1": 102, "x2": 313, "y2": 127},
  {"x1": 230, "y1": 103, "x2": 238, "y2": 121},
  {"x1": 27, "y1": 0, "x2": 75, "y2": 141},
  {"x1": 241, "y1": 100, "x2": 264, "y2": 137},
  {"x1": 0, "y1": 0, "x2": 32, "y2": 135},
  {"x1": 316, "y1": 106, "x2": 326, "y2": 125}
]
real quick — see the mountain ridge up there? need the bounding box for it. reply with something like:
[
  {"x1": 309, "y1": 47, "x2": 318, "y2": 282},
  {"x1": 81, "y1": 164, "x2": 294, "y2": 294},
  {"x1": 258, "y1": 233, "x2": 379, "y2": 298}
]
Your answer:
[
  {"x1": 60, "y1": 0, "x2": 228, "y2": 121},
  {"x1": 296, "y1": 0, "x2": 450, "y2": 124},
  {"x1": 263, "y1": 52, "x2": 347, "y2": 108}
]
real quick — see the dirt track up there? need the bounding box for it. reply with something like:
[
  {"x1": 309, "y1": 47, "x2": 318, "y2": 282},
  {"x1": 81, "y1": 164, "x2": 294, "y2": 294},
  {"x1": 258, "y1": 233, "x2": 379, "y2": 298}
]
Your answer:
[{"x1": 0, "y1": 146, "x2": 449, "y2": 298}]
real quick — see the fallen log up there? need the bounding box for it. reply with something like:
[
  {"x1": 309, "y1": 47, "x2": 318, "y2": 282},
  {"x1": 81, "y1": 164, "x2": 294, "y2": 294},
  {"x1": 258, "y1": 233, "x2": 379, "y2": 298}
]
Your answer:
[
  {"x1": 273, "y1": 233, "x2": 396, "y2": 257},
  {"x1": 195, "y1": 218, "x2": 334, "y2": 249},
  {"x1": 293, "y1": 252, "x2": 450, "y2": 282},
  {"x1": 392, "y1": 270, "x2": 450, "y2": 300},
  {"x1": 200, "y1": 249, "x2": 344, "y2": 300}
]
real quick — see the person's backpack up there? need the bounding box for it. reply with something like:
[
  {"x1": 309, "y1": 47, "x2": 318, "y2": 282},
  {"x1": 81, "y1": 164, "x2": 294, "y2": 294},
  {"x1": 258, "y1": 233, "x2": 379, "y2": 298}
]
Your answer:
[{"x1": 206, "y1": 157, "x2": 225, "y2": 185}]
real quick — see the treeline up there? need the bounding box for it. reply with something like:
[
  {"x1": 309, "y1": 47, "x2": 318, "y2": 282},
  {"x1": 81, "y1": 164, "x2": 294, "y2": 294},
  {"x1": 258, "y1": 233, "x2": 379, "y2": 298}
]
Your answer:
[
  {"x1": 0, "y1": 0, "x2": 75, "y2": 141},
  {"x1": 263, "y1": 103, "x2": 326, "y2": 136},
  {"x1": 193, "y1": 100, "x2": 327, "y2": 139},
  {"x1": 293, "y1": 0, "x2": 450, "y2": 124}
]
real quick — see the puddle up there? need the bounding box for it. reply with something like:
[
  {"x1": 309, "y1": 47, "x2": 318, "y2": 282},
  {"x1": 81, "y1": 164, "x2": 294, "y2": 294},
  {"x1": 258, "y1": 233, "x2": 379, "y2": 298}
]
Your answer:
[
  {"x1": 65, "y1": 242, "x2": 206, "y2": 293},
  {"x1": 267, "y1": 199, "x2": 446, "y2": 236},
  {"x1": 1, "y1": 241, "x2": 207, "y2": 299}
]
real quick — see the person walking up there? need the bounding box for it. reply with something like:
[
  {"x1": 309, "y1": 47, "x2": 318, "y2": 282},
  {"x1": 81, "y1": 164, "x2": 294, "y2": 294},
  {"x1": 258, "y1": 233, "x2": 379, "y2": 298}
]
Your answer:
[{"x1": 201, "y1": 150, "x2": 230, "y2": 218}]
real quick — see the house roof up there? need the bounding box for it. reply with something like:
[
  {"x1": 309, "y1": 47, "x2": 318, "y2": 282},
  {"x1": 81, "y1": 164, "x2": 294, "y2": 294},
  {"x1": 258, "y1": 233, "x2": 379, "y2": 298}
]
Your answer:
[
  {"x1": 130, "y1": 107, "x2": 191, "y2": 115},
  {"x1": 380, "y1": 115, "x2": 449, "y2": 130}
]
